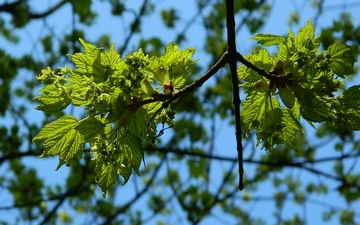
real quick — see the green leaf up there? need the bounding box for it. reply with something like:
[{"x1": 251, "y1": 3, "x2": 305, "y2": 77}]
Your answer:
[
  {"x1": 144, "y1": 101, "x2": 163, "y2": 115},
  {"x1": 95, "y1": 159, "x2": 118, "y2": 198},
  {"x1": 130, "y1": 107, "x2": 157, "y2": 139},
  {"x1": 71, "y1": 53, "x2": 105, "y2": 83},
  {"x1": 340, "y1": 85, "x2": 360, "y2": 130},
  {"x1": 343, "y1": 85, "x2": 360, "y2": 109},
  {"x1": 33, "y1": 115, "x2": 85, "y2": 170},
  {"x1": 117, "y1": 134, "x2": 144, "y2": 183},
  {"x1": 328, "y1": 43, "x2": 356, "y2": 77},
  {"x1": 110, "y1": 87, "x2": 126, "y2": 118},
  {"x1": 101, "y1": 43, "x2": 121, "y2": 67},
  {"x1": 68, "y1": 81, "x2": 93, "y2": 107},
  {"x1": 281, "y1": 108, "x2": 305, "y2": 149},
  {"x1": 242, "y1": 92, "x2": 267, "y2": 131},
  {"x1": 160, "y1": 42, "x2": 197, "y2": 88},
  {"x1": 250, "y1": 34, "x2": 285, "y2": 46},
  {"x1": 250, "y1": 49, "x2": 275, "y2": 72},
  {"x1": 34, "y1": 84, "x2": 71, "y2": 112},
  {"x1": 170, "y1": 63, "x2": 189, "y2": 88},
  {"x1": 277, "y1": 42, "x2": 289, "y2": 61},
  {"x1": 255, "y1": 107, "x2": 283, "y2": 149},
  {"x1": 76, "y1": 116, "x2": 105, "y2": 142},
  {"x1": 79, "y1": 38, "x2": 102, "y2": 59},
  {"x1": 300, "y1": 92, "x2": 332, "y2": 123},
  {"x1": 94, "y1": 133, "x2": 143, "y2": 197},
  {"x1": 118, "y1": 110, "x2": 136, "y2": 127},
  {"x1": 70, "y1": 38, "x2": 106, "y2": 83},
  {"x1": 238, "y1": 49, "x2": 275, "y2": 82},
  {"x1": 344, "y1": 111, "x2": 360, "y2": 130},
  {"x1": 109, "y1": 61, "x2": 130, "y2": 87},
  {"x1": 294, "y1": 19, "x2": 315, "y2": 48},
  {"x1": 286, "y1": 29, "x2": 296, "y2": 51}
]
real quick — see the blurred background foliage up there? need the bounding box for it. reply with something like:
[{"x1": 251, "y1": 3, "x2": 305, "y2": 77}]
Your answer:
[{"x1": 0, "y1": 0, "x2": 360, "y2": 224}]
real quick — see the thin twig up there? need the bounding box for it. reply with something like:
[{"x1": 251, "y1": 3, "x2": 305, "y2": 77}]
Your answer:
[
  {"x1": 162, "y1": 52, "x2": 229, "y2": 108},
  {"x1": 236, "y1": 52, "x2": 273, "y2": 80},
  {"x1": 100, "y1": 158, "x2": 165, "y2": 225}
]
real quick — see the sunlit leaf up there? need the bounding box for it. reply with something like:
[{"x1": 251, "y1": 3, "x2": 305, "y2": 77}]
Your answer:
[
  {"x1": 76, "y1": 116, "x2": 105, "y2": 142},
  {"x1": 328, "y1": 43, "x2": 356, "y2": 77},
  {"x1": 33, "y1": 115, "x2": 85, "y2": 170},
  {"x1": 294, "y1": 19, "x2": 315, "y2": 48},
  {"x1": 250, "y1": 34, "x2": 285, "y2": 46},
  {"x1": 95, "y1": 159, "x2": 118, "y2": 198},
  {"x1": 34, "y1": 84, "x2": 71, "y2": 112}
]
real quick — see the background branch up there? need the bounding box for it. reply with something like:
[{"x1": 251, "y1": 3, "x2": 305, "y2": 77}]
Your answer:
[{"x1": 0, "y1": 0, "x2": 67, "y2": 19}]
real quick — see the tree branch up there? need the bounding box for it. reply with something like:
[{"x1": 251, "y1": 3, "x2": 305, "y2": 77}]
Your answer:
[
  {"x1": 162, "y1": 52, "x2": 229, "y2": 108},
  {"x1": 100, "y1": 158, "x2": 165, "y2": 225},
  {"x1": 128, "y1": 51, "x2": 228, "y2": 112},
  {"x1": 236, "y1": 51, "x2": 273, "y2": 80},
  {"x1": 144, "y1": 146, "x2": 360, "y2": 186},
  {"x1": 0, "y1": 0, "x2": 68, "y2": 19},
  {"x1": 0, "y1": 151, "x2": 37, "y2": 165},
  {"x1": 226, "y1": 0, "x2": 244, "y2": 190}
]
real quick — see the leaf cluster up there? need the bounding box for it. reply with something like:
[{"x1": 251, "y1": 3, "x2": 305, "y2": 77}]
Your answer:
[
  {"x1": 33, "y1": 39, "x2": 197, "y2": 197},
  {"x1": 239, "y1": 19, "x2": 357, "y2": 150}
]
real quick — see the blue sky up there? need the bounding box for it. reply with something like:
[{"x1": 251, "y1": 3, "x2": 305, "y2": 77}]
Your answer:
[{"x1": 1, "y1": 0, "x2": 360, "y2": 224}]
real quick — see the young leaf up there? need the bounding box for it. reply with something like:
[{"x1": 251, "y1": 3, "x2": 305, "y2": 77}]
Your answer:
[
  {"x1": 160, "y1": 42, "x2": 197, "y2": 88},
  {"x1": 71, "y1": 53, "x2": 106, "y2": 83},
  {"x1": 294, "y1": 19, "x2": 315, "y2": 48},
  {"x1": 277, "y1": 42, "x2": 289, "y2": 61},
  {"x1": 242, "y1": 92, "x2": 267, "y2": 131},
  {"x1": 34, "y1": 84, "x2": 71, "y2": 112},
  {"x1": 70, "y1": 39, "x2": 106, "y2": 83},
  {"x1": 95, "y1": 159, "x2": 118, "y2": 198},
  {"x1": 328, "y1": 43, "x2": 356, "y2": 77},
  {"x1": 79, "y1": 38, "x2": 103, "y2": 61},
  {"x1": 130, "y1": 107, "x2": 157, "y2": 139},
  {"x1": 76, "y1": 116, "x2": 105, "y2": 142},
  {"x1": 101, "y1": 42, "x2": 121, "y2": 67},
  {"x1": 110, "y1": 87, "x2": 126, "y2": 118},
  {"x1": 33, "y1": 115, "x2": 85, "y2": 170},
  {"x1": 339, "y1": 85, "x2": 360, "y2": 130},
  {"x1": 343, "y1": 85, "x2": 360, "y2": 109},
  {"x1": 300, "y1": 92, "x2": 333, "y2": 123},
  {"x1": 237, "y1": 49, "x2": 275, "y2": 82},
  {"x1": 117, "y1": 134, "x2": 144, "y2": 183},
  {"x1": 250, "y1": 34, "x2": 285, "y2": 46},
  {"x1": 68, "y1": 82, "x2": 93, "y2": 107},
  {"x1": 281, "y1": 108, "x2": 305, "y2": 149}
]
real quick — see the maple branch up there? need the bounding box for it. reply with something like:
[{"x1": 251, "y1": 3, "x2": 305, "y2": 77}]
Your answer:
[
  {"x1": 226, "y1": 0, "x2": 244, "y2": 191},
  {"x1": 163, "y1": 52, "x2": 229, "y2": 107},
  {"x1": 129, "y1": 52, "x2": 229, "y2": 111},
  {"x1": 235, "y1": 52, "x2": 273, "y2": 80}
]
